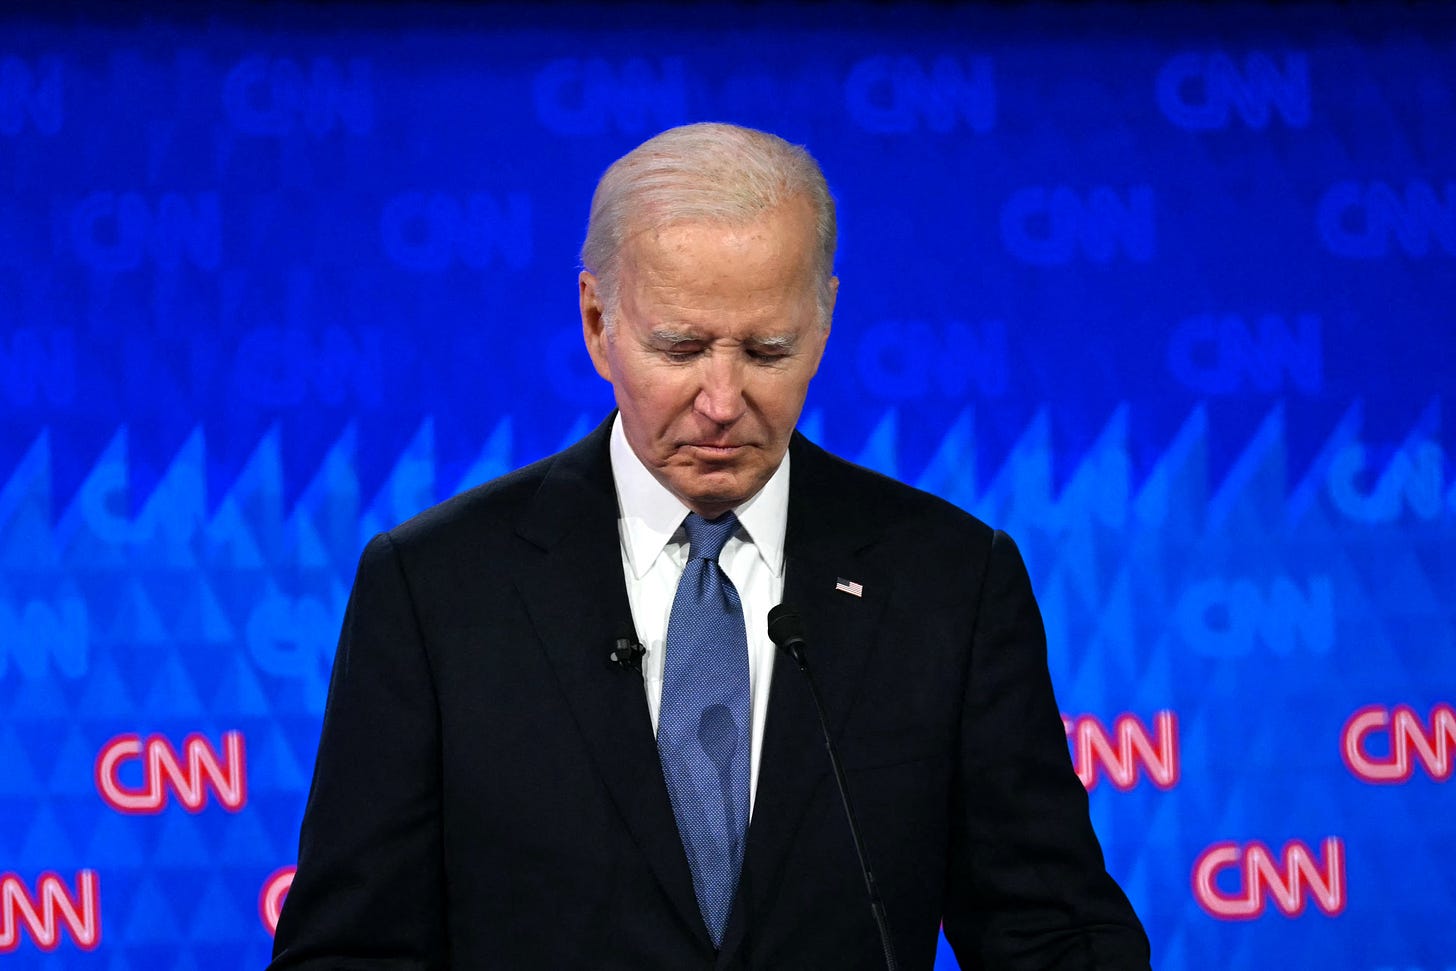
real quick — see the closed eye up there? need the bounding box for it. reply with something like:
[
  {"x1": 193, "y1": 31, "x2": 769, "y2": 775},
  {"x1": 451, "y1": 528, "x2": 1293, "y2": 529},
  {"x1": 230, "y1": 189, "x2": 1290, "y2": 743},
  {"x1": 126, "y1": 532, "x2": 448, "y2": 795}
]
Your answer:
[{"x1": 746, "y1": 337, "x2": 796, "y2": 362}]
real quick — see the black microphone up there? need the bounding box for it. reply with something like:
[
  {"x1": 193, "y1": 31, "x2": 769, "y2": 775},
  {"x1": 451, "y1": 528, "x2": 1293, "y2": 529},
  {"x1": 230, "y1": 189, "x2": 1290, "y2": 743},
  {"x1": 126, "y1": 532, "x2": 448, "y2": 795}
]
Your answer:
[
  {"x1": 767, "y1": 604, "x2": 899, "y2": 971},
  {"x1": 609, "y1": 626, "x2": 646, "y2": 673}
]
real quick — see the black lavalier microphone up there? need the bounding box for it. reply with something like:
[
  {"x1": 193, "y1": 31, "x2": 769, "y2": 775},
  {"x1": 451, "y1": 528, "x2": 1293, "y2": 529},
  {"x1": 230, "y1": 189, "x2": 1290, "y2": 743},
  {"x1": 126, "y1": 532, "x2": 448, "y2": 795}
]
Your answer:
[
  {"x1": 609, "y1": 626, "x2": 646, "y2": 673},
  {"x1": 767, "y1": 604, "x2": 899, "y2": 971}
]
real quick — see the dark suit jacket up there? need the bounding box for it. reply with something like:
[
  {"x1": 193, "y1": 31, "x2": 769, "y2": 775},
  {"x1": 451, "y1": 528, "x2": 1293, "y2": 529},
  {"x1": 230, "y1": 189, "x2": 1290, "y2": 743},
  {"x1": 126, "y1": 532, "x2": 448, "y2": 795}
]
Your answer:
[{"x1": 270, "y1": 417, "x2": 1151, "y2": 969}]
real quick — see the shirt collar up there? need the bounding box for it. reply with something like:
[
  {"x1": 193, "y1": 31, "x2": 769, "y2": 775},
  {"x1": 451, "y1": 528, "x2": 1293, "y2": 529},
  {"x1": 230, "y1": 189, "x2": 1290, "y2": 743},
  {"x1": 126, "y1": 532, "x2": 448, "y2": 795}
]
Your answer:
[{"x1": 609, "y1": 414, "x2": 789, "y2": 581}]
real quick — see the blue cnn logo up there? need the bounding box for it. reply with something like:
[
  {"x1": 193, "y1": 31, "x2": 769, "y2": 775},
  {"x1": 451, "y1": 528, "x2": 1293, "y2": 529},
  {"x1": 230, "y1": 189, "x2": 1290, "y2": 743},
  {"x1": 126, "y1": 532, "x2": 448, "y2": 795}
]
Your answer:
[
  {"x1": 232, "y1": 326, "x2": 385, "y2": 408},
  {"x1": 1328, "y1": 441, "x2": 1449, "y2": 523},
  {"x1": 0, "y1": 55, "x2": 63, "y2": 135},
  {"x1": 1318, "y1": 181, "x2": 1456, "y2": 259},
  {"x1": 68, "y1": 192, "x2": 220, "y2": 272},
  {"x1": 1156, "y1": 51, "x2": 1310, "y2": 130},
  {"x1": 1176, "y1": 575, "x2": 1334, "y2": 658},
  {"x1": 0, "y1": 596, "x2": 88, "y2": 680},
  {"x1": 844, "y1": 55, "x2": 994, "y2": 134},
  {"x1": 223, "y1": 54, "x2": 373, "y2": 136},
  {"x1": 381, "y1": 192, "x2": 533, "y2": 271},
  {"x1": 534, "y1": 58, "x2": 686, "y2": 136},
  {"x1": 1001, "y1": 186, "x2": 1154, "y2": 265},
  {"x1": 1167, "y1": 313, "x2": 1322, "y2": 395},
  {"x1": 247, "y1": 590, "x2": 343, "y2": 689},
  {"x1": 855, "y1": 319, "x2": 1006, "y2": 399}
]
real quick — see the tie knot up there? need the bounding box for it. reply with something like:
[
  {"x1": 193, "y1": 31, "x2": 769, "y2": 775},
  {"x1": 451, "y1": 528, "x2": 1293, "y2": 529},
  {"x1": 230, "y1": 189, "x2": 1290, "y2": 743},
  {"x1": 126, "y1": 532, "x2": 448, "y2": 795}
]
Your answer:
[{"x1": 682, "y1": 512, "x2": 738, "y2": 562}]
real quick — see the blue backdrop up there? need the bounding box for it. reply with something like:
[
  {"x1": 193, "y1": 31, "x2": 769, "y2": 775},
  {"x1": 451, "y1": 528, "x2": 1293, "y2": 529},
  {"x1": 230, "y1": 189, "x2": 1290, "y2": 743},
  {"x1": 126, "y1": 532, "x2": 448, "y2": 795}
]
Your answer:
[{"x1": 1, "y1": 3, "x2": 1453, "y2": 969}]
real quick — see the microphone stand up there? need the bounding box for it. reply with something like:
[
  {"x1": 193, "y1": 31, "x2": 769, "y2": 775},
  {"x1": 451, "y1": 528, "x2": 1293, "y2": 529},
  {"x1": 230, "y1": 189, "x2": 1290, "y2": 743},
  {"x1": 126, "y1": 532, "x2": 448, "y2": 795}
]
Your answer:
[{"x1": 769, "y1": 604, "x2": 899, "y2": 971}]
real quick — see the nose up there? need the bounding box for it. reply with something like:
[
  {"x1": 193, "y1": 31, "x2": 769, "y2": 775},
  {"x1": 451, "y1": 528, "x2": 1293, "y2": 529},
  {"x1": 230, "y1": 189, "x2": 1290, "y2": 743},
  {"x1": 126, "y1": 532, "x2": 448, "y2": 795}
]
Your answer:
[{"x1": 694, "y1": 354, "x2": 747, "y2": 426}]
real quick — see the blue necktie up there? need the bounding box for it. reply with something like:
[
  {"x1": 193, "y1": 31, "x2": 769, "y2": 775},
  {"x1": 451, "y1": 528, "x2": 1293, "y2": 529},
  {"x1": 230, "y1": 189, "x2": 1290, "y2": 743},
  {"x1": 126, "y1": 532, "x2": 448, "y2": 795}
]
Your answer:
[{"x1": 658, "y1": 512, "x2": 751, "y2": 948}]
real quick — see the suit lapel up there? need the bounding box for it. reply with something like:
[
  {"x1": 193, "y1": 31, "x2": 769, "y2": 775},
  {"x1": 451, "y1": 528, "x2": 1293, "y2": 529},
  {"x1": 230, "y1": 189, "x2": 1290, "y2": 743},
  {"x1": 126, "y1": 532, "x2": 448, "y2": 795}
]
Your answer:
[
  {"x1": 513, "y1": 419, "x2": 710, "y2": 949},
  {"x1": 718, "y1": 435, "x2": 891, "y2": 965}
]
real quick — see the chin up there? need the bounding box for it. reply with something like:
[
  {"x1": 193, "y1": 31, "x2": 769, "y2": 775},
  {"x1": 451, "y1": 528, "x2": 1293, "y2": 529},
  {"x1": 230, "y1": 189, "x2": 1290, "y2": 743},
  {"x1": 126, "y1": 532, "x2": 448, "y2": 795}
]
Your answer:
[
  {"x1": 679, "y1": 489, "x2": 742, "y2": 510},
  {"x1": 684, "y1": 487, "x2": 762, "y2": 518}
]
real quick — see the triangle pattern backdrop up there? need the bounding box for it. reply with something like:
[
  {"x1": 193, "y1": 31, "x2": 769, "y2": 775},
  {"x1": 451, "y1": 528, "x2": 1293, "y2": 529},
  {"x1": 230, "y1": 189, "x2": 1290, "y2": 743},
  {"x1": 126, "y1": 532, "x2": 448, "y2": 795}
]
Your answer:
[{"x1": 1, "y1": 4, "x2": 1453, "y2": 969}]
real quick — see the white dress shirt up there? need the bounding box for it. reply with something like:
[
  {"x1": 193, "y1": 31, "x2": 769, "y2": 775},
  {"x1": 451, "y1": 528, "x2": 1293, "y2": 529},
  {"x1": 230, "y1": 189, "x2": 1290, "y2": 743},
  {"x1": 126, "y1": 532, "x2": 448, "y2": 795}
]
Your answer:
[{"x1": 608, "y1": 415, "x2": 788, "y2": 817}]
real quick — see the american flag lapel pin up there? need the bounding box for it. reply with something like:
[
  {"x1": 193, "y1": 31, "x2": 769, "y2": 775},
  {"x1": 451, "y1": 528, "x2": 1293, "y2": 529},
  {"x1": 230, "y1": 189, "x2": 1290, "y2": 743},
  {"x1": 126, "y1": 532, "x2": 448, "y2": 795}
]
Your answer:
[{"x1": 834, "y1": 577, "x2": 864, "y2": 598}]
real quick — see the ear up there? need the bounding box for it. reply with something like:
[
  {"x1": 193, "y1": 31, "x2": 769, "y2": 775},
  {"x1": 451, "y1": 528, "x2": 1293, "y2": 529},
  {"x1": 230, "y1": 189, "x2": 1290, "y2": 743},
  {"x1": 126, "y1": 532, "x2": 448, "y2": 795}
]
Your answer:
[
  {"x1": 579, "y1": 270, "x2": 612, "y2": 381},
  {"x1": 823, "y1": 275, "x2": 839, "y2": 336},
  {"x1": 809, "y1": 275, "x2": 838, "y2": 375}
]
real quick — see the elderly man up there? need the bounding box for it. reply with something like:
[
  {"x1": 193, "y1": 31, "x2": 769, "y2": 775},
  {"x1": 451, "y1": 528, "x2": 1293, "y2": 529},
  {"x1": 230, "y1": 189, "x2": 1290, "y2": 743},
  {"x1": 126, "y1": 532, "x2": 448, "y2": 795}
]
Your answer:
[{"x1": 271, "y1": 123, "x2": 1151, "y2": 969}]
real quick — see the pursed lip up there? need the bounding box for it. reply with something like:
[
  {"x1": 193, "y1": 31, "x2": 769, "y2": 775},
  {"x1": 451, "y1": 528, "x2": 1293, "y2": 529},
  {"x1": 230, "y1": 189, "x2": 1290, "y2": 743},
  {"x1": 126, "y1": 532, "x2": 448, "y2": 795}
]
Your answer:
[{"x1": 682, "y1": 442, "x2": 750, "y2": 457}]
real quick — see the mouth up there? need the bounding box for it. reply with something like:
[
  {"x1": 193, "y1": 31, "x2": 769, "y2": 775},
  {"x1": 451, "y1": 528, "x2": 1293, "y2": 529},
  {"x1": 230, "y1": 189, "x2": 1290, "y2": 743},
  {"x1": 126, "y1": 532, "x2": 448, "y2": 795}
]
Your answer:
[{"x1": 683, "y1": 442, "x2": 749, "y2": 459}]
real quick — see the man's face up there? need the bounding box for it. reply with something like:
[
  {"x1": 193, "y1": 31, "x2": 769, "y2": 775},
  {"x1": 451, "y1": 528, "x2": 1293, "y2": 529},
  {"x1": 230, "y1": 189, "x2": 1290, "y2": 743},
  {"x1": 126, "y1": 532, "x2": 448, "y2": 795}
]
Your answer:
[{"x1": 580, "y1": 196, "x2": 835, "y2": 520}]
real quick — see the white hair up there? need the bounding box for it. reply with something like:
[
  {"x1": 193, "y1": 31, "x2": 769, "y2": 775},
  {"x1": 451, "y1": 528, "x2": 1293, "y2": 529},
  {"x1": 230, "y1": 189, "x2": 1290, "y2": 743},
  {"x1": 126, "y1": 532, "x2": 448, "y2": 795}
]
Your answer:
[{"x1": 580, "y1": 122, "x2": 837, "y2": 328}]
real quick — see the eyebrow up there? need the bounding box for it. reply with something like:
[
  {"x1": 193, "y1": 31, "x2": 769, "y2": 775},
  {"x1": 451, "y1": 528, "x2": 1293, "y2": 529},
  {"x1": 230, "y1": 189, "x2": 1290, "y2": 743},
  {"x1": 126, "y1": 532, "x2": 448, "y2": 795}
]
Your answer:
[
  {"x1": 648, "y1": 328, "x2": 799, "y2": 350},
  {"x1": 648, "y1": 328, "x2": 700, "y2": 344}
]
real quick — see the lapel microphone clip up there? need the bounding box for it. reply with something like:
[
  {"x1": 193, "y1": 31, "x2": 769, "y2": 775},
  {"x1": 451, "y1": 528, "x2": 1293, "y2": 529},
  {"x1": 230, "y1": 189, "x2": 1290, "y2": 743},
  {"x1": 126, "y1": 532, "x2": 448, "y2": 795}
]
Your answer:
[{"x1": 610, "y1": 629, "x2": 646, "y2": 673}]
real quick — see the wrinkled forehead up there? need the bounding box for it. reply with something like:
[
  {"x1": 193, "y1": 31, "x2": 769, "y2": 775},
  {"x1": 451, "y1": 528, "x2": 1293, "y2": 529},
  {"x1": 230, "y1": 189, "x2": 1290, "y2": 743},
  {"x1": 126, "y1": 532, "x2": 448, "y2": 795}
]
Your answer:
[{"x1": 618, "y1": 199, "x2": 820, "y2": 272}]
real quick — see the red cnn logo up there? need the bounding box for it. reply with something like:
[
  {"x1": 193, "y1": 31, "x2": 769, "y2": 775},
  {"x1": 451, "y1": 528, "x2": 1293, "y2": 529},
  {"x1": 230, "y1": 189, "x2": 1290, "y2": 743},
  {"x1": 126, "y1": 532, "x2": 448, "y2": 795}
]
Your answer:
[
  {"x1": 1342, "y1": 703, "x2": 1455, "y2": 783},
  {"x1": 94, "y1": 731, "x2": 247, "y2": 813},
  {"x1": 0, "y1": 871, "x2": 101, "y2": 954},
  {"x1": 1192, "y1": 837, "x2": 1345, "y2": 919},
  {"x1": 260, "y1": 866, "x2": 295, "y2": 935},
  {"x1": 1062, "y1": 711, "x2": 1179, "y2": 791}
]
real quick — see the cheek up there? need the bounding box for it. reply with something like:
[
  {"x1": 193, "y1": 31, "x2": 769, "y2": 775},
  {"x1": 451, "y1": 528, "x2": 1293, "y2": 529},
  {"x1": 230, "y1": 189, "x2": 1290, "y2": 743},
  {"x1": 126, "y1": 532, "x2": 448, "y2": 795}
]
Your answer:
[
  {"x1": 758, "y1": 375, "x2": 813, "y2": 421},
  {"x1": 620, "y1": 373, "x2": 693, "y2": 430}
]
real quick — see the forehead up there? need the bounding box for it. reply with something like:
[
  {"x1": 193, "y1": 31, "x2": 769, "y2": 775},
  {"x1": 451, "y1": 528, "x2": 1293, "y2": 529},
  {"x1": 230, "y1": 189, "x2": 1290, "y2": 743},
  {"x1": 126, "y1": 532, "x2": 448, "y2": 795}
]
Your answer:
[{"x1": 619, "y1": 199, "x2": 820, "y2": 304}]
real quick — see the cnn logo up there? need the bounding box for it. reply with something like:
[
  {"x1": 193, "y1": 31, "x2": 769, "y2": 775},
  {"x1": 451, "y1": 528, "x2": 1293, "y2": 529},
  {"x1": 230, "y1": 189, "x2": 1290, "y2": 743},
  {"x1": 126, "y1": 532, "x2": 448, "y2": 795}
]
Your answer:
[
  {"x1": 94, "y1": 731, "x2": 247, "y2": 813},
  {"x1": 1193, "y1": 838, "x2": 1345, "y2": 919},
  {"x1": 260, "y1": 866, "x2": 295, "y2": 935},
  {"x1": 1343, "y1": 704, "x2": 1454, "y2": 783},
  {"x1": 0, "y1": 871, "x2": 100, "y2": 954},
  {"x1": 1063, "y1": 711, "x2": 1179, "y2": 791}
]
